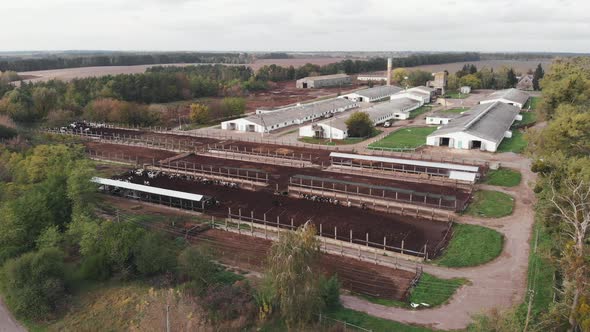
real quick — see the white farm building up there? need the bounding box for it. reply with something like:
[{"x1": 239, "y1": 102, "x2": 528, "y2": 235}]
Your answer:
[
  {"x1": 298, "y1": 97, "x2": 421, "y2": 140},
  {"x1": 390, "y1": 86, "x2": 435, "y2": 104},
  {"x1": 426, "y1": 102, "x2": 522, "y2": 152},
  {"x1": 340, "y1": 85, "x2": 403, "y2": 103},
  {"x1": 221, "y1": 98, "x2": 358, "y2": 134},
  {"x1": 479, "y1": 88, "x2": 530, "y2": 109},
  {"x1": 296, "y1": 74, "x2": 352, "y2": 89},
  {"x1": 426, "y1": 110, "x2": 466, "y2": 125}
]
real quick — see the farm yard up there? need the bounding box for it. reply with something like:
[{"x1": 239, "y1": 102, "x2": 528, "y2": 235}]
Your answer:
[{"x1": 369, "y1": 127, "x2": 437, "y2": 150}]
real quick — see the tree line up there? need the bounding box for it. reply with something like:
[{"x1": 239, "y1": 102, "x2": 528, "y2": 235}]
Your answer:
[
  {"x1": 0, "y1": 52, "x2": 248, "y2": 72},
  {"x1": 256, "y1": 52, "x2": 481, "y2": 82}
]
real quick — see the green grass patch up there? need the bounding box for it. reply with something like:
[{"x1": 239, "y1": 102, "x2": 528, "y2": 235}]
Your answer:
[
  {"x1": 300, "y1": 129, "x2": 382, "y2": 146},
  {"x1": 361, "y1": 273, "x2": 466, "y2": 309},
  {"x1": 408, "y1": 106, "x2": 433, "y2": 119},
  {"x1": 436, "y1": 223, "x2": 504, "y2": 267},
  {"x1": 443, "y1": 91, "x2": 469, "y2": 99},
  {"x1": 327, "y1": 307, "x2": 435, "y2": 332},
  {"x1": 483, "y1": 168, "x2": 522, "y2": 187},
  {"x1": 369, "y1": 127, "x2": 436, "y2": 150},
  {"x1": 497, "y1": 130, "x2": 527, "y2": 153},
  {"x1": 513, "y1": 111, "x2": 538, "y2": 128},
  {"x1": 465, "y1": 190, "x2": 515, "y2": 218},
  {"x1": 524, "y1": 96, "x2": 540, "y2": 110}
]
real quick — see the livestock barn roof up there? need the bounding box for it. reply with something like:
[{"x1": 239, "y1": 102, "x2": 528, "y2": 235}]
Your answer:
[
  {"x1": 92, "y1": 177, "x2": 207, "y2": 202},
  {"x1": 483, "y1": 88, "x2": 529, "y2": 106},
  {"x1": 408, "y1": 86, "x2": 435, "y2": 94},
  {"x1": 428, "y1": 110, "x2": 466, "y2": 119},
  {"x1": 354, "y1": 85, "x2": 403, "y2": 99},
  {"x1": 245, "y1": 98, "x2": 357, "y2": 128},
  {"x1": 364, "y1": 97, "x2": 420, "y2": 122},
  {"x1": 428, "y1": 101, "x2": 520, "y2": 143},
  {"x1": 329, "y1": 152, "x2": 480, "y2": 173},
  {"x1": 298, "y1": 73, "x2": 350, "y2": 81}
]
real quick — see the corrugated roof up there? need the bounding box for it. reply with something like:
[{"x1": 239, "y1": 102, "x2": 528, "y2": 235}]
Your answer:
[
  {"x1": 245, "y1": 98, "x2": 357, "y2": 127},
  {"x1": 483, "y1": 88, "x2": 529, "y2": 106},
  {"x1": 92, "y1": 177, "x2": 206, "y2": 201},
  {"x1": 329, "y1": 152, "x2": 480, "y2": 173},
  {"x1": 428, "y1": 102, "x2": 520, "y2": 143},
  {"x1": 428, "y1": 110, "x2": 466, "y2": 119},
  {"x1": 297, "y1": 73, "x2": 350, "y2": 82},
  {"x1": 354, "y1": 85, "x2": 403, "y2": 99},
  {"x1": 409, "y1": 86, "x2": 435, "y2": 94},
  {"x1": 363, "y1": 98, "x2": 420, "y2": 122}
]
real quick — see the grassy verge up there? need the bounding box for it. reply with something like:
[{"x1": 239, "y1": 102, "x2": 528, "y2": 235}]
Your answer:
[
  {"x1": 483, "y1": 168, "x2": 522, "y2": 187},
  {"x1": 368, "y1": 127, "x2": 436, "y2": 149},
  {"x1": 435, "y1": 223, "x2": 504, "y2": 267},
  {"x1": 497, "y1": 130, "x2": 527, "y2": 153},
  {"x1": 299, "y1": 129, "x2": 382, "y2": 146},
  {"x1": 327, "y1": 307, "x2": 435, "y2": 332},
  {"x1": 361, "y1": 273, "x2": 466, "y2": 309},
  {"x1": 465, "y1": 190, "x2": 514, "y2": 218},
  {"x1": 408, "y1": 106, "x2": 433, "y2": 119},
  {"x1": 513, "y1": 111, "x2": 538, "y2": 128},
  {"x1": 524, "y1": 96, "x2": 540, "y2": 110}
]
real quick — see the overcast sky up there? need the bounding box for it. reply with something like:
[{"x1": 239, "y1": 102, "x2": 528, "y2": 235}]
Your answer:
[{"x1": 1, "y1": 0, "x2": 589, "y2": 53}]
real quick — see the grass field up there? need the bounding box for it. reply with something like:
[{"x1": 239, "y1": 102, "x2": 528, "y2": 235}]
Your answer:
[
  {"x1": 327, "y1": 307, "x2": 434, "y2": 332},
  {"x1": 497, "y1": 130, "x2": 528, "y2": 153},
  {"x1": 368, "y1": 127, "x2": 436, "y2": 150},
  {"x1": 435, "y1": 223, "x2": 504, "y2": 267},
  {"x1": 513, "y1": 111, "x2": 538, "y2": 128},
  {"x1": 524, "y1": 96, "x2": 541, "y2": 110},
  {"x1": 408, "y1": 106, "x2": 433, "y2": 119},
  {"x1": 483, "y1": 168, "x2": 522, "y2": 187},
  {"x1": 465, "y1": 190, "x2": 515, "y2": 218},
  {"x1": 361, "y1": 273, "x2": 465, "y2": 309}
]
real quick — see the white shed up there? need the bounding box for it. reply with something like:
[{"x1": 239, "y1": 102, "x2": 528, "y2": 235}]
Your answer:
[{"x1": 479, "y1": 88, "x2": 530, "y2": 109}]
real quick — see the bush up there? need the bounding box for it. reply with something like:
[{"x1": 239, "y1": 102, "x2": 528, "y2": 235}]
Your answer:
[
  {"x1": 0, "y1": 124, "x2": 16, "y2": 139},
  {"x1": 346, "y1": 112, "x2": 374, "y2": 137},
  {"x1": 320, "y1": 275, "x2": 341, "y2": 310},
  {"x1": 0, "y1": 248, "x2": 66, "y2": 320},
  {"x1": 178, "y1": 247, "x2": 219, "y2": 294},
  {"x1": 188, "y1": 103, "x2": 210, "y2": 124},
  {"x1": 133, "y1": 232, "x2": 176, "y2": 277},
  {"x1": 203, "y1": 281, "x2": 256, "y2": 322}
]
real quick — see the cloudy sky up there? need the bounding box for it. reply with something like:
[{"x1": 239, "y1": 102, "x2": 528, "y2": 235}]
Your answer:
[{"x1": 1, "y1": 0, "x2": 589, "y2": 52}]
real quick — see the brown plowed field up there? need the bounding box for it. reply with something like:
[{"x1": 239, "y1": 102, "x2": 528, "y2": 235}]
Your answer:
[
  {"x1": 193, "y1": 229, "x2": 415, "y2": 301},
  {"x1": 119, "y1": 170, "x2": 450, "y2": 257}
]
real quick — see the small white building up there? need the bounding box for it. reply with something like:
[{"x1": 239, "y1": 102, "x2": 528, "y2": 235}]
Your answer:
[
  {"x1": 460, "y1": 86, "x2": 471, "y2": 94},
  {"x1": 340, "y1": 85, "x2": 403, "y2": 103},
  {"x1": 480, "y1": 88, "x2": 530, "y2": 109},
  {"x1": 365, "y1": 97, "x2": 422, "y2": 122},
  {"x1": 299, "y1": 116, "x2": 349, "y2": 140},
  {"x1": 426, "y1": 102, "x2": 522, "y2": 152},
  {"x1": 296, "y1": 73, "x2": 352, "y2": 89},
  {"x1": 426, "y1": 110, "x2": 466, "y2": 125},
  {"x1": 390, "y1": 86, "x2": 434, "y2": 104},
  {"x1": 221, "y1": 98, "x2": 358, "y2": 133}
]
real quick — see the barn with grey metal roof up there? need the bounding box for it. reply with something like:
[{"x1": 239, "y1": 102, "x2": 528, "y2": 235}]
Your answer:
[{"x1": 480, "y1": 88, "x2": 530, "y2": 109}]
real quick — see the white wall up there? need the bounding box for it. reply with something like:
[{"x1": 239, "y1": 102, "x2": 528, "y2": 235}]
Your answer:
[
  {"x1": 221, "y1": 118, "x2": 264, "y2": 133},
  {"x1": 427, "y1": 132, "x2": 499, "y2": 152},
  {"x1": 299, "y1": 123, "x2": 347, "y2": 139},
  {"x1": 426, "y1": 116, "x2": 452, "y2": 125}
]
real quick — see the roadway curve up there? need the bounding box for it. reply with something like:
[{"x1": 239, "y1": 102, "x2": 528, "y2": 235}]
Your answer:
[{"x1": 341, "y1": 152, "x2": 536, "y2": 330}]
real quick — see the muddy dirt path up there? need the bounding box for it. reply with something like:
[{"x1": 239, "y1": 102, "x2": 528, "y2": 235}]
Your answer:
[{"x1": 341, "y1": 153, "x2": 537, "y2": 330}]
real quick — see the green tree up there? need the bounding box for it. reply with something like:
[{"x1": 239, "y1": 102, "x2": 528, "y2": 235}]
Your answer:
[
  {"x1": 189, "y1": 103, "x2": 210, "y2": 124},
  {"x1": 447, "y1": 74, "x2": 460, "y2": 91},
  {"x1": 0, "y1": 248, "x2": 66, "y2": 320},
  {"x1": 134, "y1": 232, "x2": 176, "y2": 277},
  {"x1": 506, "y1": 68, "x2": 518, "y2": 87},
  {"x1": 178, "y1": 246, "x2": 219, "y2": 294},
  {"x1": 460, "y1": 74, "x2": 482, "y2": 89},
  {"x1": 533, "y1": 63, "x2": 545, "y2": 91},
  {"x1": 391, "y1": 68, "x2": 408, "y2": 85},
  {"x1": 264, "y1": 223, "x2": 323, "y2": 327},
  {"x1": 345, "y1": 111, "x2": 374, "y2": 138},
  {"x1": 221, "y1": 97, "x2": 246, "y2": 117},
  {"x1": 407, "y1": 70, "x2": 432, "y2": 87}
]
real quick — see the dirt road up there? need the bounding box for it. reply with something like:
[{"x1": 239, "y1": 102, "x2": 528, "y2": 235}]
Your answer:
[
  {"x1": 341, "y1": 151, "x2": 536, "y2": 330},
  {"x1": 0, "y1": 298, "x2": 25, "y2": 332}
]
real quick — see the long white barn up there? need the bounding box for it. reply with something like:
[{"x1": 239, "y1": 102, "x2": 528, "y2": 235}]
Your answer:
[
  {"x1": 426, "y1": 102, "x2": 522, "y2": 152},
  {"x1": 221, "y1": 98, "x2": 358, "y2": 133}
]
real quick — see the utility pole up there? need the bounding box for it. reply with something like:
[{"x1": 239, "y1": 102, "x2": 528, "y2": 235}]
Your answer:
[{"x1": 166, "y1": 304, "x2": 170, "y2": 332}]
